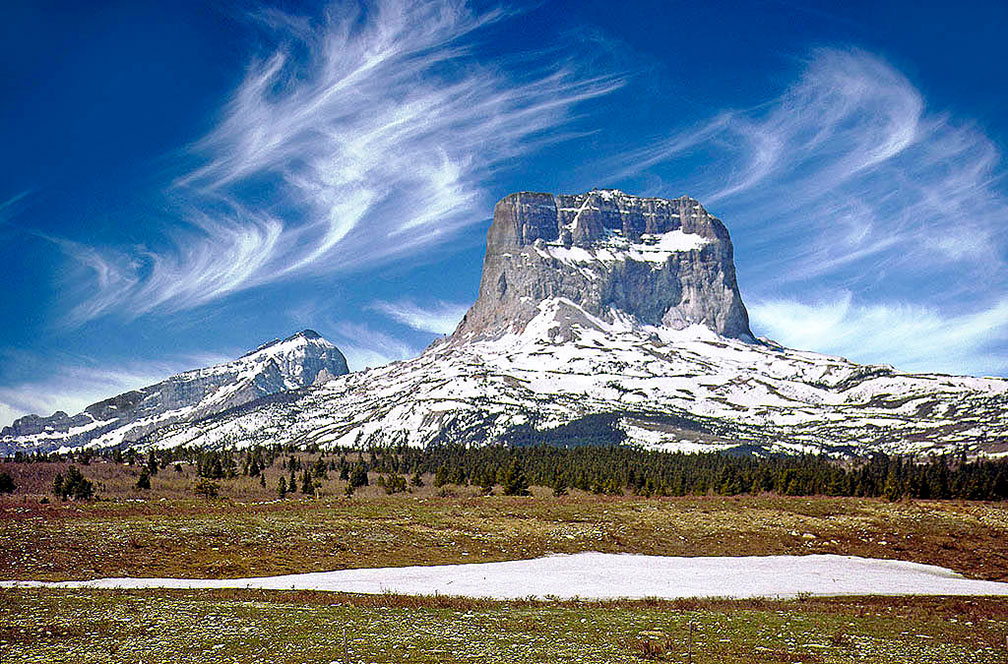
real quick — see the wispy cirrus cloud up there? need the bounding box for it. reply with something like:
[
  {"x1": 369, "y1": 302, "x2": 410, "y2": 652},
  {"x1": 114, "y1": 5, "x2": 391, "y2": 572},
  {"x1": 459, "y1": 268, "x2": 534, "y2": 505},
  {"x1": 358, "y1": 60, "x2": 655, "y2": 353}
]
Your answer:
[
  {"x1": 624, "y1": 48, "x2": 1006, "y2": 296},
  {"x1": 621, "y1": 48, "x2": 1007, "y2": 374},
  {"x1": 328, "y1": 321, "x2": 419, "y2": 371},
  {"x1": 62, "y1": 0, "x2": 623, "y2": 324},
  {"x1": 371, "y1": 298, "x2": 469, "y2": 335},
  {"x1": 749, "y1": 294, "x2": 1008, "y2": 376},
  {"x1": 0, "y1": 190, "x2": 32, "y2": 219}
]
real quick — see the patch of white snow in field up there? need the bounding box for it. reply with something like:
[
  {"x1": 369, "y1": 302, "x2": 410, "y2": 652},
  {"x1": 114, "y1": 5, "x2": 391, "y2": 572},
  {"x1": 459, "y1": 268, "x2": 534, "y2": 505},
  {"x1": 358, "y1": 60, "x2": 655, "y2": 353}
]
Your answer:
[{"x1": 5, "y1": 553, "x2": 1008, "y2": 600}]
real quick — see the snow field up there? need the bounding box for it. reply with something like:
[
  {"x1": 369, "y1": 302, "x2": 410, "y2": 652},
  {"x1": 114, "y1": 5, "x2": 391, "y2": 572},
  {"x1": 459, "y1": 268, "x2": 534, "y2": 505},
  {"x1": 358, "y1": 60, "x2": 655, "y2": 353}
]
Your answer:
[{"x1": 6, "y1": 552, "x2": 1008, "y2": 600}]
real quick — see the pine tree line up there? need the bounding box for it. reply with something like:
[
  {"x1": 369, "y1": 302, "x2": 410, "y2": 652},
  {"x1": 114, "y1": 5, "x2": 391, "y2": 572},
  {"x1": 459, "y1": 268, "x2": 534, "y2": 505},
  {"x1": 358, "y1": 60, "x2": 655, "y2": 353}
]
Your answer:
[{"x1": 7, "y1": 442, "x2": 1006, "y2": 501}]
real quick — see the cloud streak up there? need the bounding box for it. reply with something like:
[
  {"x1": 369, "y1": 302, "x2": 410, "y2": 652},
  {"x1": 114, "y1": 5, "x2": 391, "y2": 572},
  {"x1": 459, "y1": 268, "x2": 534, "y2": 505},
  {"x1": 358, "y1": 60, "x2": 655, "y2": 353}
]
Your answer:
[
  {"x1": 63, "y1": 0, "x2": 622, "y2": 324},
  {"x1": 621, "y1": 47, "x2": 1007, "y2": 374},
  {"x1": 328, "y1": 321, "x2": 419, "y2": 371},
  {"x1": 749, "y1": 294, "x2": 1008, "y2": 376},
  {"x1": 0, "y1": 352, "x2": 227, "y2": 424},
  {"x1": 371, "y1": 299, "x2": 469, "y2": 335},
  {"x1": 624, "y1": 48, "x2": 1006, "y2": 297}
]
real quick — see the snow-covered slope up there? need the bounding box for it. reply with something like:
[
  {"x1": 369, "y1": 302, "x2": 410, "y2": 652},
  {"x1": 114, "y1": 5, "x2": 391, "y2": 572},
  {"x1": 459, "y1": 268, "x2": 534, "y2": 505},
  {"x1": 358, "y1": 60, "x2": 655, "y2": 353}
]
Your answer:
[
  {"x1": 138, "y1": 190, "x2": 1005, "y2": 457},
  {"x1": 143, "y1": 297, "x2": 1006, "y2": 456},
  {"x1": 5, "y1": 190, "x2": 1005, "y2": 457},
  {"x1": 0, "y1": 330, "x2": 348, "y2": 454}
]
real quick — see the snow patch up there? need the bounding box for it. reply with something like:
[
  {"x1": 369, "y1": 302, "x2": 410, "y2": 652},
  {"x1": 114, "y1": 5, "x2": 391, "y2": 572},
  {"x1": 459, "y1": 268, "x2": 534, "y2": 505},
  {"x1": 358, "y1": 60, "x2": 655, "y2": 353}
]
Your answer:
[{"x1": 7, "y1": 552, "x2": 1008, "y2": 600}]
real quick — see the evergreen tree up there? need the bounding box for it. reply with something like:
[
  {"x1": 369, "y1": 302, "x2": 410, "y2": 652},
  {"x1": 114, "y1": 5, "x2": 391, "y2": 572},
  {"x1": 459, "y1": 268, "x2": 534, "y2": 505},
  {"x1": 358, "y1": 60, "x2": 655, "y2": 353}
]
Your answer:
[
  {"x1": 135, "y1": 468, "x2": 151, "y2": 490},
  {"x1": 193, "y1": 478, "x2": 219, "y2": 499},
  {"x1": 349, "y1": 464, "x2": 369, "y2": 490},
  {"x1": 501, "y1": 460, "x2": 529, "y2": 496},
  {"x1": 277, "y1": 476, "x2": 288, "y2": 499},
  {"x1": 552, "y1": 473, "x2": 568, "y2": 497},
  {"x1": 54, "y1": 467, "x2": 94, "y2": 501}
]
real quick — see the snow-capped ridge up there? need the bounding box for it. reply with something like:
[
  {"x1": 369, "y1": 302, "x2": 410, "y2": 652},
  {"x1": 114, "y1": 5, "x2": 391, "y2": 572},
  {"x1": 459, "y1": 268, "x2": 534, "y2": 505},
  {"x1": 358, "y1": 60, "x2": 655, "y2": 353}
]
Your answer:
[
  {"x1": 241, "y1": 329, "x2": 330, "y2": 359},
  {"x1": 4, "y1": 190, "x2": 1005, "y2": 458},
  {"x1": 1, "y1": 330, "x2": 349, "y2": 453},
  {"x1": 129, "y1": 190, "x2": 1003, "y2": 458}
]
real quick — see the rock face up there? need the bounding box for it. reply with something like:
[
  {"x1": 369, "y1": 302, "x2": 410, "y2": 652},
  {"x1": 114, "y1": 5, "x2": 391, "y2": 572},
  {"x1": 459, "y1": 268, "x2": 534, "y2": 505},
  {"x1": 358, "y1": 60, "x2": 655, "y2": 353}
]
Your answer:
[
  {"x1": 0, "y1": 330, "x2": 348, "y2": 453},
  {"x1": 454, "y1": 190, "x2": 753, "y2": 342},
  {"x1": 4, "y1": 191, "x2": 1006, "y2": 458},
  {"x1": 120, "y1": 191, "x2": 1006, "y2": 459}
]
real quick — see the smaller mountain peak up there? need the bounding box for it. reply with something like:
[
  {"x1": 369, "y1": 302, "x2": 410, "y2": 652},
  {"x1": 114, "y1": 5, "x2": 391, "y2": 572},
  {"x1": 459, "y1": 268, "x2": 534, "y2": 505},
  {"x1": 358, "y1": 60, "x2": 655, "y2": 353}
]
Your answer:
[
  {"x1": 243, "y1": 338, "x2": 282, "y2": 357},
  {"x1": 285, "y1": 329, "x2": 323, "y2": 342},
  {"x1": 242, "y1": 330, "x2": 331, "y2": 358}
]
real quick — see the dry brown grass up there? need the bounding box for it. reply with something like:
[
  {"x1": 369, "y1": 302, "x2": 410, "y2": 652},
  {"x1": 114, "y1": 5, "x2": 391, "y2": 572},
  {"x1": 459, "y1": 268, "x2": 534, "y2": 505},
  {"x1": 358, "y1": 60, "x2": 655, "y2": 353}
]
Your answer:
[{"x1": 1, "y1": 461, "x2": 1006, "y2": 583}]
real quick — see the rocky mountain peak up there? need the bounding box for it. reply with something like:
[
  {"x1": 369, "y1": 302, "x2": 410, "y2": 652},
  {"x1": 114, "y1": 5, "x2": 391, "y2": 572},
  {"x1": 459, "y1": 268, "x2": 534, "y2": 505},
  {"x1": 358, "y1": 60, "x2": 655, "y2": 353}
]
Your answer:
[
  {"x1": 453, "y1": 189, "x2": 753, "y2": 342},
  {"x1": 241, "y1": 329, "x2": 329, "y2": 358},
  {"x1": 1, "y1": 330, "x2": 349, "y2": 453}
]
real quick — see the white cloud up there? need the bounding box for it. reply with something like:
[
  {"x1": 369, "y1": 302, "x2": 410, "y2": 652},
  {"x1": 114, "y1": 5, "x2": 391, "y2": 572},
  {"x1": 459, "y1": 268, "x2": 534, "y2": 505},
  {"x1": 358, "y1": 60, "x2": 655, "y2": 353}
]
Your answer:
[
  {"x1": 63, "y1": 0, "x2": 623, "y2": 323},
  {"x1": 371, "y1": 299, "x2": 469, "y2": 335},
  {"x1": 623, "y1": 48, "x2": 1006, "y2": 295},
  {"x1": 617, "y1": 47, "x2": 1007, "y2": 374},
  {"x1": 328, "y1": 321, "x2": 418, "y2": 371},
  {"x1": 749, "y1": 294, "x2": 1008, "y2": 376}
]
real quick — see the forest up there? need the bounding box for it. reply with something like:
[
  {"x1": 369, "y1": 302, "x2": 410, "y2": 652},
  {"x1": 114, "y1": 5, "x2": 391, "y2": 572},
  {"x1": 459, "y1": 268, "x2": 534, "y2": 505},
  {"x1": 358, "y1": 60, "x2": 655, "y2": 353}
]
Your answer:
[{"x1": 7, "y1": 441, "x2": 1006, "y2": 502}]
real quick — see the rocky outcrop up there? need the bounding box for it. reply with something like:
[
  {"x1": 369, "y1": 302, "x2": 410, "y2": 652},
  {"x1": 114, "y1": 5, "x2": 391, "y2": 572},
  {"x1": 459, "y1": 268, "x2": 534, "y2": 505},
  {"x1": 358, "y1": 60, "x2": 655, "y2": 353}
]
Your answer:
[
  {"x1": 0, "y1": 330, "x2": 348, "y2": 452},
  {"x1": 453, "y1": 190, "x2": 754, "y2": 342},
  {"x1": 5, "y1": 190, "x2": 1005, "y2": 459}
]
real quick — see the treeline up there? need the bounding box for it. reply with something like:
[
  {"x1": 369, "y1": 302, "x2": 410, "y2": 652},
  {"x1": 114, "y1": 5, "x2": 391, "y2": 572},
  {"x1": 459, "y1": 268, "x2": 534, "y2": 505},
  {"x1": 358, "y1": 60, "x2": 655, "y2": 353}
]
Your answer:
[
  {"x1": 6, "y1": 443, "x2": 1007, "y2": 501},
  {"x1": 386, "y1": 445, "x2": 1008, "y2": 501}
]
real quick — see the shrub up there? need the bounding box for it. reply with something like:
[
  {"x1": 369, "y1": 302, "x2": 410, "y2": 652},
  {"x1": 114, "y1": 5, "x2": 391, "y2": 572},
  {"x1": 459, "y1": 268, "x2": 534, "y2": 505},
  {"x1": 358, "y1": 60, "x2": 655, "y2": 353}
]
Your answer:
[
  {"x1": 135, "y1": 468, "x2": 151, "y2": 490},
  {"x1": 193, "y1": 478, "x2": 219, "y2": 499},
  {"x1": 53, "y1": 466, "x2": 94, "y2": 501},
  {"x1": 0, "y1": 471, "x2": 15, "y2": 494}
]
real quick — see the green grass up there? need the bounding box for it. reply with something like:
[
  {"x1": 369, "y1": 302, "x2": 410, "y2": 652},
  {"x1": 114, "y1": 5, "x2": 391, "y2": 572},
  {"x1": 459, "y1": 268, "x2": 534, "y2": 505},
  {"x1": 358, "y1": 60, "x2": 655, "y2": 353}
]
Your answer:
[{"x1": 2, "y1": 589, "x2": 1006, "y2": 663}]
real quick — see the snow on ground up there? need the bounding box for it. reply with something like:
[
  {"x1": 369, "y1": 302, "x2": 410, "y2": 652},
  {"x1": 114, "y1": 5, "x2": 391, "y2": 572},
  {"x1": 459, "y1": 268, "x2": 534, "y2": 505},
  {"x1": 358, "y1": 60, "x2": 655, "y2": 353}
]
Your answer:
[{"x1": 5, "y1": 553, "x2": 1008, "y2": 600}]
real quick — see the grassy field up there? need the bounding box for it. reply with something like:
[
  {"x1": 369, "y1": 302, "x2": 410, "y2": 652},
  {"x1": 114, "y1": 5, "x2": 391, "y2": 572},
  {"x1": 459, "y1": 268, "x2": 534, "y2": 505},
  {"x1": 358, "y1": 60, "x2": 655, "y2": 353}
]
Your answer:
[
  {"x1": 2, "y1": 589, "x2": 1006, "y2": 663},
  {"x1": 3, "y1": 459, "x2": 1007, "y2": 662},
  {"x1": 2, "y1": 488, "x2": 1007, "y2": 582}
]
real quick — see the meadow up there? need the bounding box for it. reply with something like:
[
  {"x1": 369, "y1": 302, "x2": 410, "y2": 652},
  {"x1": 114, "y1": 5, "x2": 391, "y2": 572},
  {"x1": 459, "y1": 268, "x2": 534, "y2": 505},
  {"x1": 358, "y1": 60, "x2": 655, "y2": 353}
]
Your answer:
[
  {"x1": 2, "y1": 589, "x2": 1006, "y2": 663},
  {"x1": 2, "y1": 458, "x2": 1007, "y2": 662}
]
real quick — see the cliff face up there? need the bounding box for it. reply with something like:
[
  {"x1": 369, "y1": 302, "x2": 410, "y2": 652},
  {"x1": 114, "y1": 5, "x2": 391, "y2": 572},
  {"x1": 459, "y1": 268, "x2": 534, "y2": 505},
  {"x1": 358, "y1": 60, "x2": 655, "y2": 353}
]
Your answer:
[
  {"x1": 6, "y1": 191, "x2": 1005, "y2": 459},
  {"x1": 453, "y1": 190, "x2": 753, "y2": 342}
]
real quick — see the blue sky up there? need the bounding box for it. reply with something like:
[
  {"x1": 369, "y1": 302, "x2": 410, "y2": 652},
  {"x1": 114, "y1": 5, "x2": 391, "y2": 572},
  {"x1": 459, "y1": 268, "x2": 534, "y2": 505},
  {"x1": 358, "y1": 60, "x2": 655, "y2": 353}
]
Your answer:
[{"x1": 2, "y1": 0, "x2": 1006, "y2": 423}]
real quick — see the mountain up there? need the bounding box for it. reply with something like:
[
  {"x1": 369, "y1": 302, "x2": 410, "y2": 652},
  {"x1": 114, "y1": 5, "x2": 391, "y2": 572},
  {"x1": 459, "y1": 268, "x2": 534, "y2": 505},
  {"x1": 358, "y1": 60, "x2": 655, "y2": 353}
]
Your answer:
[
  {"x1": 4, "y1": 191, "x2": 1006, "y2": 457},
  {"x1": 455, "y1": 190, "x2": 753, "y2": 342},
  {"x1": 0, "y1": 330, "x2": 348, "y2": 454},
  {"x1": 129, "y1": 190, "x2": 1006, "y2": 458}
]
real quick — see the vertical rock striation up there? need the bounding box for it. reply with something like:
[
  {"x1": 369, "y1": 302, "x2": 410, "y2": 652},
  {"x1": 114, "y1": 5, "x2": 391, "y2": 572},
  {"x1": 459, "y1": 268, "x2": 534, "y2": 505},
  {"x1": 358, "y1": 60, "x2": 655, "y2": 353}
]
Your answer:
[{"x1": 453, "y1": 189, "x2": 754, "y2": 342}]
